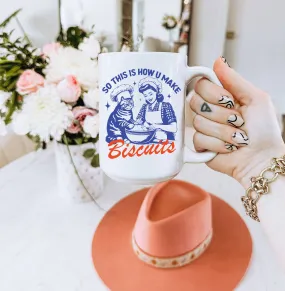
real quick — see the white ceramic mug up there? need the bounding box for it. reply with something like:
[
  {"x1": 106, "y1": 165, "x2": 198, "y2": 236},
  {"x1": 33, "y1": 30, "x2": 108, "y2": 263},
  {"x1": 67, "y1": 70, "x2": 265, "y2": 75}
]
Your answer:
[{"x1": 99, "y1": 52, "x2": 221, "y2": 184}]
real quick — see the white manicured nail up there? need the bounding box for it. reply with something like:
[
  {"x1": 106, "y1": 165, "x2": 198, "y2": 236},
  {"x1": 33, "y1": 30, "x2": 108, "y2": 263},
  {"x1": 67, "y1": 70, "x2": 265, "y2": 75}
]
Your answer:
[
  {"x1": 225, "y1": 143, "x2": 238, "y2": 151},
  {"x1": 232, "y1": 132, "x2": 249, "y2": 146},
  {"x1": 227, "y1": 115, "x2": 244, "y2": 128},
  {"x1": 218, "y1": 96, "x2": 234, "y2": 109}
]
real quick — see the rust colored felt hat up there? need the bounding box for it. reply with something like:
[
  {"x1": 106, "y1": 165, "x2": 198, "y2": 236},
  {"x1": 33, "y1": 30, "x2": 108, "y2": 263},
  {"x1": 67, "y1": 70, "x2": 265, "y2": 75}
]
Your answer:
[{"x1": 92, "y1": 180, "x2": 252, "y2": 291}]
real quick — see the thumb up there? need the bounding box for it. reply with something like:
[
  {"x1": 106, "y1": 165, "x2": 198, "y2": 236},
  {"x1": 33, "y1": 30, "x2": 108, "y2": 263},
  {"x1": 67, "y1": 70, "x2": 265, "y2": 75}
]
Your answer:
[{"x1": 213, "y1": 57, "x2": 264, "y2": 105}]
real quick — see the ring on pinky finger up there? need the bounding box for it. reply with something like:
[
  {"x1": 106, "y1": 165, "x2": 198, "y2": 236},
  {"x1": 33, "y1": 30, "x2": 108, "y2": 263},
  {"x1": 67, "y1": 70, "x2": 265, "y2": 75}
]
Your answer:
[{"x1": 193, "y1": 132, "x2": 239, "y2": 153}]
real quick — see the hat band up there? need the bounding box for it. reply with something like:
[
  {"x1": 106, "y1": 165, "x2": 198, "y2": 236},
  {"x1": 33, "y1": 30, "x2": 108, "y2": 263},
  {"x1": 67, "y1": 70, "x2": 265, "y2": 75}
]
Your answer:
[{"x1": 132, "y1": 231, "x2": 213, "y2": 269}]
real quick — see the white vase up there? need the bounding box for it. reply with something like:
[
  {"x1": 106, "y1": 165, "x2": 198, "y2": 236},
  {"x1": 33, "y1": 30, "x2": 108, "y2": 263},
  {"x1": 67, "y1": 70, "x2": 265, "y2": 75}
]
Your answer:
[{"x1": 54, "y1": 142, "x2": 104, "y2": 203}]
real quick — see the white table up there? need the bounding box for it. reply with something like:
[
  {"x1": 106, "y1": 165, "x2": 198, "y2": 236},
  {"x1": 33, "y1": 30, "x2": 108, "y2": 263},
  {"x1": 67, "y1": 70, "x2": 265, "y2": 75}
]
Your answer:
[{"x1": 1, "y1": 146, "x2": 285, "y2": 291}]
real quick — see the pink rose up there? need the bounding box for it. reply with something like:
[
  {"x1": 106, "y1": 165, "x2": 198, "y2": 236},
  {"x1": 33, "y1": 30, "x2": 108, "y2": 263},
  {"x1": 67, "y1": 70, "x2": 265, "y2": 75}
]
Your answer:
[
  {"x1": 66, "y1": 121, "x2": 81, "y2": 134},
  {"x1": 42, "y1": 42, "x2": 62, "y2": 57},
  {"x1": 66, "y1": 106, "x2": 96, "y2": 134},
  {"x1": 57, "y1": 75, "x2": 81, "y2": 103},
  {"x1": 16, "y1": 70, "x2": 45, "y2": 95}
]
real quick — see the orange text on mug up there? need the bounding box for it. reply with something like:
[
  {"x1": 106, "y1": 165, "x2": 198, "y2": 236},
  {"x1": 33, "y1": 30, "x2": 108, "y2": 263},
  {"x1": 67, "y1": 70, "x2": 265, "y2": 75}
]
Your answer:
[{"x1": 108, "y1": 139, "x2": 176, "y2": 159}]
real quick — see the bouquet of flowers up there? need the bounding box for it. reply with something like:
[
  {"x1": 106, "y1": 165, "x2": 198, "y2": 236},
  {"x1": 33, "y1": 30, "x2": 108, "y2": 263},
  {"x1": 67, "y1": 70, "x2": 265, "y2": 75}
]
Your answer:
[{"x1": 0, "y1": 10, "x2": 106, "y2": 167}]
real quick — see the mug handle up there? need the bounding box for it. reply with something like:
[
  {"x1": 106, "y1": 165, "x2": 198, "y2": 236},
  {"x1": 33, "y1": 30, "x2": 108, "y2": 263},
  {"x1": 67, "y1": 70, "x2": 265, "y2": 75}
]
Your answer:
[{"x1": 183, "y1": 66, "x2": 222, "y2": 163}]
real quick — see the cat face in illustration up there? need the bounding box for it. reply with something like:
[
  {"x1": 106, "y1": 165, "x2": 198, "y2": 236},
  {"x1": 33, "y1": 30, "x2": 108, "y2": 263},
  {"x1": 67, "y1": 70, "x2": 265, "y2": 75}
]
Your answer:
[{"x1": 117, "y1": 91, "x2": 134, "y2": 110}]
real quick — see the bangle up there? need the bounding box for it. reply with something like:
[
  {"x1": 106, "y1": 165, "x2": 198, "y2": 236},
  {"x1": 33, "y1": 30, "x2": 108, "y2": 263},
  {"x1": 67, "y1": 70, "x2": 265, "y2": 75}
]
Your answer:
[{"x1": 241, "y1": 155, "x2": 285, "y2": 222}]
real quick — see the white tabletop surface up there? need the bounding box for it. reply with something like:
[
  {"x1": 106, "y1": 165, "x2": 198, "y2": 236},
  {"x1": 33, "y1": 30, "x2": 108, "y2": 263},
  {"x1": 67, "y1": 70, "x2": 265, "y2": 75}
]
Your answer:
[{"x1": 1, "y1": 142, "x2": 285, "y2": 290}]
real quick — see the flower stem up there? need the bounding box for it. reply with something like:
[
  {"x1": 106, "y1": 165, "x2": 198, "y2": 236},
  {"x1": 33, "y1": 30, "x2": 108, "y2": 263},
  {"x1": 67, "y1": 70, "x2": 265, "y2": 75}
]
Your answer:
[
  {"x1": 63, "y1": 135, "x2": 105, "y2": 211},
  {"x1": 58, "y1": 0, "x2": 64, "y2": 39},
  {"x1": 15, "y1": 17, "x2": 32, "y2": 45}
]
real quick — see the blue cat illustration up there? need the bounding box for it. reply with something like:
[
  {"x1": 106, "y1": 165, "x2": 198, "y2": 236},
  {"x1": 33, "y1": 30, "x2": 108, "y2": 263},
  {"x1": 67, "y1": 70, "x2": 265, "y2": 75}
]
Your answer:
[{"x1": 106, "y1": 84, "x2": 135, "y2": 143}]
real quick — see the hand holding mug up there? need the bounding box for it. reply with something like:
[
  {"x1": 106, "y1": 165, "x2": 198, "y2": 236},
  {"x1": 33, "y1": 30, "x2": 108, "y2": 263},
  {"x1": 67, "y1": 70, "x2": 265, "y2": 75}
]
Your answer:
[
  {"x1": 99, "y1": 52, "x2": 222, "y2": 184},
  {"x1": 190, "y1": 57, "x2": 285, "y2": 188}
]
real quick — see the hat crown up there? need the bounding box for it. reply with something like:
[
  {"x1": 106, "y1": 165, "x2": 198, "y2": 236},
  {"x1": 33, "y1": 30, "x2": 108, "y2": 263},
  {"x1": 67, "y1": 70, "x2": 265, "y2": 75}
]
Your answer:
[
  {"x1": 133, "y1": 181, "x2": 212, "y2": 257},
  {"x1": 110, "y1": 84, "x2": 134, "y2": 102}
]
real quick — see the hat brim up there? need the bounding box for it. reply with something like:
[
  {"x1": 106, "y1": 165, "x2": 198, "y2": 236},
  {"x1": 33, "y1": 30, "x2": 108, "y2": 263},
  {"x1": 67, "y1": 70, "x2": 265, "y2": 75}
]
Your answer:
[{"x1": 92, "y1": 188, "x2": 252, "y2": 291}]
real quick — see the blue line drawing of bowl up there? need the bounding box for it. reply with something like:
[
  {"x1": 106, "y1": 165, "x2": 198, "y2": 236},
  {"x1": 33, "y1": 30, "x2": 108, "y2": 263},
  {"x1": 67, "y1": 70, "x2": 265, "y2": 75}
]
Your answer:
[{"x1": 125, "y1": 128, "x2": 156, "y2": 144}]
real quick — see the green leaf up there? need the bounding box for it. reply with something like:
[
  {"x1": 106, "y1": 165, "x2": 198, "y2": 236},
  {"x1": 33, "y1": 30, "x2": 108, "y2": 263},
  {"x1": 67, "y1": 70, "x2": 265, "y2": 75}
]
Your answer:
[
  {"x1": 0, "y1": 60, "x2": 21, "y2": 66},
  {"x1": 63, "y1": 26, "x2": 88, "y2": 48},
  {"x1": 93, "y1": 134, "x2": 99, "y2": 143},
  {"x1": 83, "y1": 136, "x2": 90, "y2": 143},
  {"x1": 91, "y1": 154, "x2": 100, "y2": 167},
  {"x1": 62, "y1": 134, "x2": 71, "y2": 145},
  {"x1": 74, "y1": 137, "x2": 83, "y2": 145},
  {"x1": 4, "y1": 91, "x2": 17, "y2": 124},
  {"x1": 88, "y1": 134, "x2": 99, "y2": 144},
  {"x1": 6, "y1": 66, "x2": 21, "y2": 77},
  {"x1": 27, "y1": 134, "x2": 42, "y2": 150},
  {"x1": 9, "y1": 30, "x2": 15, "y2": 37},
  {"x1": 3, "y1": 78, "x2": 11, "y2": 87},
  {"x1": 6, "y1": 77, "x2": 18, "y2": 91},
  {"x1": 0, "y1": 9, "x2": 22, "y2": 28},
  {"x1": 83, "y1": 148, "x2": 96, "y2": 159},
  {"x1": 23, "y1": 43, "x2": 30, "y2": 50}
]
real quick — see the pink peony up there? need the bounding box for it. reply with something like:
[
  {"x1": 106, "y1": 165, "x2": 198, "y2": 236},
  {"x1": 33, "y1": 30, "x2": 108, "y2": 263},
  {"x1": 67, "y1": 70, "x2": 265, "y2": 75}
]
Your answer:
[
  {"x1": 57, "y1": 75, "x2": 81, "y2": 103},
  {"x1": 16, "y1": 70, "x2": 45, "y2": 95},
  {"x1": 42, "y1": 42, "x2": 62, "y2": 57},
  {"x1": 66, "y1": 106, "x2": 96, "y2": 134}
]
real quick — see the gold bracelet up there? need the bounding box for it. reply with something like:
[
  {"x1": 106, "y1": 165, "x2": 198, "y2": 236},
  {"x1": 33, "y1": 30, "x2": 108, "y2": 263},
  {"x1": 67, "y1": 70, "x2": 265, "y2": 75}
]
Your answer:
[{"x1": 241, "y1": 155, "x2": 285, "y2": 222}]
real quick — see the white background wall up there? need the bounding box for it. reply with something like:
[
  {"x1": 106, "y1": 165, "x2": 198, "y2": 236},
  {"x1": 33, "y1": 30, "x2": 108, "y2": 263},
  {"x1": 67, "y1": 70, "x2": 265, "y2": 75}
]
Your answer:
[
  {"x1": 0, "y1": 0, "x2": 181, "y2": 51},
  {"x1": 189, "y1": 0, "x2": 229, "y2": 67},
  {"x1": 0, "y1": 0, "x2": 59, "y2": 47},
  {"x1": 225, "y1": 0, "x2": 285, "y2": 113},
  {"x1": 0, "y1": 0, "x2": 183, "y2": 51},
  {"x1": 188, "y1": 0, "x2": 285, "y2": 114},
  {"x1": 0, "y1": 0, "x2": 121, "y2": 50},
  {"x1": 142, "y1": 0, "x2": 181, "y2": 42}
]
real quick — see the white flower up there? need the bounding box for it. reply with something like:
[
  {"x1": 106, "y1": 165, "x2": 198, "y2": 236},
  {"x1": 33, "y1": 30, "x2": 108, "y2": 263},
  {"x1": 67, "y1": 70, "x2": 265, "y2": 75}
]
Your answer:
[
  {"x1": 12, "y1": 113, "x2": 30, "y2": 135},
  {"x1": 12, "y1": 85, "x2": 73, "y2": 142},
  {"x1": 121, "y1": 44, "x2": 131, "y2": 52},
  {"x1": 0, "y1": 119, "x2": 7, "y2": 136},
  {"x1": 0, "y1": 91, "x2": 10, "y2": 113},
  {"x1": 83, "y1": 114, "x2": 99, "y2": 138},
  {"x1": 44, "y1": 47, "x2": 99, "y2": 90},
  {"x1": 83, "y1": 88, "x2": 99, "y2": 110},
  {"x1": 7, "y1": 55, "x2": 15, "y2": 61},
  {"x1": 79, "y1": 36, "x2": 101, "y2": 59},
  {"x1": 167, "y1": 18, "x2": 176, "y2": 27}
]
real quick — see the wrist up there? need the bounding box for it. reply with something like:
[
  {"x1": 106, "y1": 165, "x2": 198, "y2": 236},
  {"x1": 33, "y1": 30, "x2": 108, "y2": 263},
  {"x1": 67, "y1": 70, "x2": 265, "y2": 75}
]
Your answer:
[{"x1": 235, "y1": 146, "x2": 285, "y2": 189}]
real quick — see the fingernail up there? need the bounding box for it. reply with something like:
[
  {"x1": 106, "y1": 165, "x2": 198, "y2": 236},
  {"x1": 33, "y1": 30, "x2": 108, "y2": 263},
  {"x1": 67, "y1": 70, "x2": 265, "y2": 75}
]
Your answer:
[
  {"x1": 221, "y1": 56, "x2": 231, "y2": 67},
  {"x1": 225, "y1": 143, "x2": 238, "y2": 151},
  {"x1": 232, "y1": 132, "x2": 249, "y2": 146},
  {"x1": 227, "y1": 114, "x2": 245, "y2": 128},
  {"x1": 218, "y1": 96, "x2": 234, "y2": 108}
]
